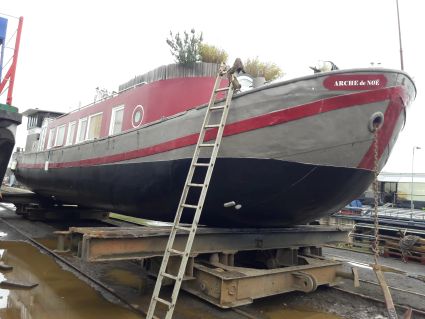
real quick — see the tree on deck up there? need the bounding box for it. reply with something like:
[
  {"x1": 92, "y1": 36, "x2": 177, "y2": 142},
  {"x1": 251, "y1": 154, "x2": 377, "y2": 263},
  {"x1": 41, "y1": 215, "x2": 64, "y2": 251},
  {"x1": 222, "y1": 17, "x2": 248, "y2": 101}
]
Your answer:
[
  {"x1": 244, "y1": 57, "x2": 283, "y2": 81},
  {"x1": 166, "y1": 29, "x2": 203, "y2": 64}
]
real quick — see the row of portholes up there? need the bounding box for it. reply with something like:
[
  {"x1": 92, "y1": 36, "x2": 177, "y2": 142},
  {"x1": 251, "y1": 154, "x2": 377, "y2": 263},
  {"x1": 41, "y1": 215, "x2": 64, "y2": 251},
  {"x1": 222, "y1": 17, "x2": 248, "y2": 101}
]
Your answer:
[{"x1": 132, "y1": 105, "x2": 144, "y2": 128}]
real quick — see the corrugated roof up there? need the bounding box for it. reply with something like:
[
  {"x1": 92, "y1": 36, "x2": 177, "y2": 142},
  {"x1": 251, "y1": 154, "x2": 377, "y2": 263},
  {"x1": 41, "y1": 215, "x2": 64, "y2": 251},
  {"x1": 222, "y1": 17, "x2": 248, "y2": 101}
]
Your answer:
[{"x1": 378, "y1": 172, "x2": 425, "y2": 183}]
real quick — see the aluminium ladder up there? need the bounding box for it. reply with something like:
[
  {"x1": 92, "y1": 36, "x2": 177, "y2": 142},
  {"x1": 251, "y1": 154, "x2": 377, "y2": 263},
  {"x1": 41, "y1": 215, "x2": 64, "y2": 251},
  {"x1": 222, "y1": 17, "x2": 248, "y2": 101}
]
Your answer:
[{"x1": 146, "y1": 63, "x2": 236, "y2": 319}]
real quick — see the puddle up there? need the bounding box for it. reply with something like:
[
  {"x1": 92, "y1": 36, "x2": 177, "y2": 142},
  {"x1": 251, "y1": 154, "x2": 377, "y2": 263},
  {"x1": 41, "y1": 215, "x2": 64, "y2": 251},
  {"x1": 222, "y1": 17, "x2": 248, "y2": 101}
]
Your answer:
[
  {"x1": 0, "y1": 241, "x2": 141, "y2": 319},
  {"x1": 265, "y1": 308, "x2": 342, "y2": 319},
  {"x1": 103, "y1": 269, "x2": 141, "y2": 290},
  {"x1": 251, "y1": 296, "x2": 343, "y2": 319},
  {"x1": 34, "y1": 237, "x2": 59, "y2": 251}
]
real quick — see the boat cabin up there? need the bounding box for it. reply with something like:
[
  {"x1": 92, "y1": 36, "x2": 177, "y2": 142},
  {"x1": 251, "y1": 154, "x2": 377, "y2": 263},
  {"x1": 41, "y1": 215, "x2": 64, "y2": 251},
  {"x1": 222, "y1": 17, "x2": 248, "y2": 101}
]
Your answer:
[
  {"x1": 21, "y1": 108, "x2": 64, "y2": 152},
  {"x1": 25, "y1": 62, "x2": 232, "y2": 153}
]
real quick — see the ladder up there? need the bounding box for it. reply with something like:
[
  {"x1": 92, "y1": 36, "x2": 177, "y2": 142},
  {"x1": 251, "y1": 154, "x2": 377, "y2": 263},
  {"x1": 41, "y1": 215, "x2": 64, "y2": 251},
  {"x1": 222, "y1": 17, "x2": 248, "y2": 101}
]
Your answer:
[{"x1": 146, "y1": 63, "x2": 236, "y2": 319}]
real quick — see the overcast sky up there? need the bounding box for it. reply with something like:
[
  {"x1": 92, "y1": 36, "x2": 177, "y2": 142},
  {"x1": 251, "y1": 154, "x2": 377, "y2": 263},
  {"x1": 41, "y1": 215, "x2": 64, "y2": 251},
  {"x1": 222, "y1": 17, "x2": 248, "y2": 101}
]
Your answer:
[{"x1": 1, "y1": 0, "x2": 424, "y2": 172}]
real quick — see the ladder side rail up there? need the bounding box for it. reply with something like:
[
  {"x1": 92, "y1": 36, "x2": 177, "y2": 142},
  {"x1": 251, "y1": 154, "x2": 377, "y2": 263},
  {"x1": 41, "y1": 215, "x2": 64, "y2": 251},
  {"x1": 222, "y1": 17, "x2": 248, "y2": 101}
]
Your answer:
[
  {"x1": 146, "y1": 69, "x2": 229, "y2": 319},
  {"x1": 171, "y1": 72, "x2": 223, "y2": 224},
  {"x1": 166, "y1": 84, "x2": 235, "y2": 319}
]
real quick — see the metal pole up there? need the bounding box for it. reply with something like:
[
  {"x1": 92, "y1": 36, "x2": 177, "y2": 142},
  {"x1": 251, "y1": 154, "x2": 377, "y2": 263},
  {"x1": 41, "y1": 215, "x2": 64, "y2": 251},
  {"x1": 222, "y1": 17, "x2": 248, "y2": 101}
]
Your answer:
[
  {"x1": 396, "y1": 0, "x2": 404, "y2": 70},
  {"x1": 6, "y1": 16, "x2": 23, "y2": 105},
  {"x1": 411, "y1": 146, "x2": 421, "y2": 218},
  {"x1": 411, "y1": 147, "x2": 415, "y2": 217}
]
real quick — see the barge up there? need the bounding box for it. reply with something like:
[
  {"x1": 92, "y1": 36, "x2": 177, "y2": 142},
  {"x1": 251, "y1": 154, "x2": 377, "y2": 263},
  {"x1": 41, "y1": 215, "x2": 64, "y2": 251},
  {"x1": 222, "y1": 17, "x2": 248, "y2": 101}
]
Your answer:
[{"x1": 13, "y1": 63, "x2": 416, "y2": 227}]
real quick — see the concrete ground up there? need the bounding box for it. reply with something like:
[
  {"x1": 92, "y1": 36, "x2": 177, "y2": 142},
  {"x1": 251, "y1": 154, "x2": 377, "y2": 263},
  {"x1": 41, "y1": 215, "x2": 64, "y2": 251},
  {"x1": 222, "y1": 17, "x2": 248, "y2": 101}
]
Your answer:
[{"x1": 1, "y1": 204, "x2": 424, "y2": 319}]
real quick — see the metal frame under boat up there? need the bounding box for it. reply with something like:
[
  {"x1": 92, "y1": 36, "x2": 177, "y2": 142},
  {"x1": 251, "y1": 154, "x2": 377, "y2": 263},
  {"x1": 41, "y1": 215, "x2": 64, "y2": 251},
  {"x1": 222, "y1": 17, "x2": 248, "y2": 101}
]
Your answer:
[{"x1": 53, "y1": 224, "x2": 358, "y2": 308}]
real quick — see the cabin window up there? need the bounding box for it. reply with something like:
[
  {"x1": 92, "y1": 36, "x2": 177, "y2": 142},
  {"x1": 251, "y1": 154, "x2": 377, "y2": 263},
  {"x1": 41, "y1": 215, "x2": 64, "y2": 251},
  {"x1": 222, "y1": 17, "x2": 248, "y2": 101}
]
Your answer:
[
  {"x1": 37, "y1": 118, "x2": 51, "y2": 151},
  {"x1": 55, "y1": 125, "x2": 66, "y2": 147},
  {"x1": 66, "y1": 121, "x2": 76, "y2": 145},
  {"x1": 87, "y1": 112, "x2": 103, "y2": 140},
  {"x1": 38, "y1": 127, "x2": 47, "y2": 151},
  {"x1": 76, "y1": 117, "x2": 88, "y2": 143},
  {"x1": 109, "y1": 105, "x2": 124, "y2": 135},
  {"x1": 47, "y1": 128, "x2": 56, "y2": 149},
  {"x1": 132, "y1": 105, "x2": 144, "y2": 128}
]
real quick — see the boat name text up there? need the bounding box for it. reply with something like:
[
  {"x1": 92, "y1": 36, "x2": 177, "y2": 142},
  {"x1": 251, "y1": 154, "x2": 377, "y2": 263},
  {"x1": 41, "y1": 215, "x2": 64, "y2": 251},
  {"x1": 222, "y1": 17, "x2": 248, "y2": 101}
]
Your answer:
[
  {"x1": 334, "y1": 79, "x2": 380, "y2": 87},
  {"x1": 323, "y1": 74, "x2": 387, "y2": 90}
]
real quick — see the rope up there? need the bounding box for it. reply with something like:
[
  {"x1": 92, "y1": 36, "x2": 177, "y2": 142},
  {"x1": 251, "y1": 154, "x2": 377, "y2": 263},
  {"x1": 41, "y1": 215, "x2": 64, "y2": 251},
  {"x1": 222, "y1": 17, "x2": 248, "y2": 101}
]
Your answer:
[
  {"x1": 372, "y1": 128, "x2": 381, "y2": 265},
  {"x1": 0, "y1": 85, "x2": 9, "y2": 97},
  {"x1": 400, "y1": 235, "x2": 421, "y2": 261},
  {"x1": 1, "y1": 54, "x2": 14, "y2": 71},
  {"x1": 4, "y1": 29, "x2": 18, "y2": 48},
  {"x1": 0, "y1": 12, "x2": 20, "y2": 19}
]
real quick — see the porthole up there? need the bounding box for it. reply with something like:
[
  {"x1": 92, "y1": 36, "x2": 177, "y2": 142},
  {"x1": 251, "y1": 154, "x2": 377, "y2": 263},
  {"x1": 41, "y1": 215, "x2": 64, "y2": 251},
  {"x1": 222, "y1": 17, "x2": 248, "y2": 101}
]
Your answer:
[{"x1": 132, "y1": 105, "x2": 145, "y2": 128}]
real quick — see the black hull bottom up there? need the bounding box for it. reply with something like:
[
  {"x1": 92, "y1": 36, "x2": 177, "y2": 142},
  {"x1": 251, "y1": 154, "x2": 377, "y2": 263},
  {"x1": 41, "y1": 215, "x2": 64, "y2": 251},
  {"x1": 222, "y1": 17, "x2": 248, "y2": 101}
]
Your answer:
[{"x1": 16, "y1": 158, "x2": 374, "y2": 227}]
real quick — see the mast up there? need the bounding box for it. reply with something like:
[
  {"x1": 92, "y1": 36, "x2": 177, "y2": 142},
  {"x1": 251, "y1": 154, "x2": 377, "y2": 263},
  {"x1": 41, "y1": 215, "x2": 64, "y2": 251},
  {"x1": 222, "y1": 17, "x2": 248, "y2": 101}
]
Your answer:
[{"x1": 395, "y1": 0, "x2": 404, "y2": 70}]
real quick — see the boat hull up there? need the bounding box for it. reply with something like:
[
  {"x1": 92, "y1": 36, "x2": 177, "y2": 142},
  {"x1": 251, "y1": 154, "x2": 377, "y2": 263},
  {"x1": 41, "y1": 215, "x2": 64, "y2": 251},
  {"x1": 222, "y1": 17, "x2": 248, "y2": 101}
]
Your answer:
[
  {"x1": 15, "y1": 158, "x2": 373, "y2": 226},
  {"x1": 0, "y1": 108, "x2": 21, "y2": 181},
  {"x1": 14, "y1": 69, "x2": 416, "y2": 227}
]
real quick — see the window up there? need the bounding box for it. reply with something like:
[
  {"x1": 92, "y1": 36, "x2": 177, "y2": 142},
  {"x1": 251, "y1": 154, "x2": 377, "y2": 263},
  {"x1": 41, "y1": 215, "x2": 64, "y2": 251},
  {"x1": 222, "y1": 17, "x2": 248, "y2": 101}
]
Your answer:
[
  {"x1": 55, "y1": 125, "x2": 66, "y2": 147},
  {"x1": 38, "y1": 126, "x2": 47, "y2": 151},
  {"x1": 132, "y1": 105, "x2": 144, "y2": 128},
  {"x1": 87, "y1": 112, "x2": 103, "y2": 140},
  {"x1": 38, "y1": 118, "x2": 51, "y2": 151},
  {"x1": 66, "y1": 121, "x2": 76, "y2": 145},
  {"x1": 47, "y1": 128, "x2": 56, "y2": 149},
  {"x1": 109, "y1": 105, "x2": 124, "y2": 135},
  {"x1": 76, "y1": 117, "x2": 88, "y2": 143}
]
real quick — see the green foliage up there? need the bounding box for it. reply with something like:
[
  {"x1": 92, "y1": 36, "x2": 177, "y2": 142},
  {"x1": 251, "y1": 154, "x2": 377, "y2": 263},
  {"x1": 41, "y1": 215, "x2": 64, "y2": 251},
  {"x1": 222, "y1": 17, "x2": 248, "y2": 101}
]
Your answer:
[
  {"x1": 244, "y1": 57, "x2": 283, "y2": 81},
  {"x1": 198, "y1": 43, "x2": 228, "y2": 64},
  {"x1": 166, "y1": 29, "x2": 203, "y2": 64}
]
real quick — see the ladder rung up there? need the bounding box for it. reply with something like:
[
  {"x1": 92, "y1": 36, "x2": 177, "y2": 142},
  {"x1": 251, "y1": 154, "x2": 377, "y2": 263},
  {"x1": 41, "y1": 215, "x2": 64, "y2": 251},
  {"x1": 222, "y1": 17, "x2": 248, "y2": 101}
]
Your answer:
[
  {"x1": 210, "y1": 105, "x2": 225, "y2": 110},
  {"x1": 181, "y1": 204, "x2": 198, "y2": 209},
  {"x1": 154, "y1": 296, "x2": 173, "y2": 308},
  {"x1": 169, "y1": 248, "x2": 185, "y2": 256},
  {"x1": 161, "y1": 272, "x2": 179, "y2": 281},
  {"x1": 204, "y1": 124, "x2": 221, "y2": 129},
  {"x1": 199, "y1": 143, "x2": 215, "y2": 147},
  {"x1": 193, "y1": 162, "x2": 210, "y2": 167},
  {"x1": 175, "y1": 225, "x2": 192, "y2": 232},
  {"x1": 215, "y1": 87, "x2": 229, "y2": 92},
  {"x1": 188, "y1": 183, "x2": 205, "y2": 188}
]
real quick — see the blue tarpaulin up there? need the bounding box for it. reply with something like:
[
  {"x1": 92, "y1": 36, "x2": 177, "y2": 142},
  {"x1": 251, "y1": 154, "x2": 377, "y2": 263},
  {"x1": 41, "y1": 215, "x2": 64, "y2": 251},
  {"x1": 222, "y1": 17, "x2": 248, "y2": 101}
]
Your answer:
[
  {"x1": 0, "y1": 17, "x2": 8, "y2": 79},
  {"x1": 0, "y1": 17, "x2": 7, "y2": 44}
]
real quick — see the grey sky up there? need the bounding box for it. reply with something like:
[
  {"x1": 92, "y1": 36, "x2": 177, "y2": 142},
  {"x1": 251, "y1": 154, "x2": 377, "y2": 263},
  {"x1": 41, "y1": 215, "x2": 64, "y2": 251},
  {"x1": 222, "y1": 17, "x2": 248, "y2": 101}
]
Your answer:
[{"x1": 1, "y1": 0, "x2": 424, "y2": 172}]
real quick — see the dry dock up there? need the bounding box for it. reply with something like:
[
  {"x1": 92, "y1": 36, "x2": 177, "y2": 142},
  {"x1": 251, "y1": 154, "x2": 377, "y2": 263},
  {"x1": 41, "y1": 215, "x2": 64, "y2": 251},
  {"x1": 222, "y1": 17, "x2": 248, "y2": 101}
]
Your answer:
[{"x1": 1, "y1": 203, "x2": 425, "y2": 319}]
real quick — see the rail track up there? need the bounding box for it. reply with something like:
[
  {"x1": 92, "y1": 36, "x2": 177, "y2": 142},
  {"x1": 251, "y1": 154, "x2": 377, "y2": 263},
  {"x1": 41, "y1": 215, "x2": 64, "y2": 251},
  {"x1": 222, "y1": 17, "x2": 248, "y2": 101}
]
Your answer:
[{"x1": 1, "y1": 203, "x2": 425, "y2": 318}]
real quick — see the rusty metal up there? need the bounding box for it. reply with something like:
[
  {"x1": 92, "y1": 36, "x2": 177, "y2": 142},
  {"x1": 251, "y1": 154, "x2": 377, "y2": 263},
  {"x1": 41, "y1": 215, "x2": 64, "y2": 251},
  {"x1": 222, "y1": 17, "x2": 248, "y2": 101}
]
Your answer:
[
  {"x1": 181, "y1": 256, "x2": 344, "y2": 308},
  {"x1": 54, "y1": 230, "x2": 71, "y2": 252},
  {"x1": 64, "y1": 225, "x2": 350, "y2": 262}
]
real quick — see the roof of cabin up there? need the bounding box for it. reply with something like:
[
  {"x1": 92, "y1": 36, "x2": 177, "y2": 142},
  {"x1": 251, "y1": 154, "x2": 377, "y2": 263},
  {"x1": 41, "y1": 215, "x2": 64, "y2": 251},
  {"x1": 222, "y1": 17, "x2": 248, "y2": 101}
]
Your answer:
[
  {"x1": 118, "y1": 62, "x2": 220, "y2": 91},
  {"x1": 22, "y1": 108, "x2": 65, "y2": 117}
]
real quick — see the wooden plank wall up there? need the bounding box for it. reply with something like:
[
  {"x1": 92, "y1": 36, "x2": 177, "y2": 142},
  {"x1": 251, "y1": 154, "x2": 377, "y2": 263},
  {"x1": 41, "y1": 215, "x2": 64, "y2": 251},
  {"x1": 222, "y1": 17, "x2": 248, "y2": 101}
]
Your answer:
[{"x1": 118, "y1": 62, "x2": 220, "y2": 91}]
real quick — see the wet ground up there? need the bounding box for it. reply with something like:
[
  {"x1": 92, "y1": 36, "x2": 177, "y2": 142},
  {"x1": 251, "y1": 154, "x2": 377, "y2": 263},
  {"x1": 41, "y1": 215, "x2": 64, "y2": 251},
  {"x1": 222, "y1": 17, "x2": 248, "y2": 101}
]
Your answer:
[
  {"x1": 0, "y1": 241, "x2": 141, "y2": 319},
  {"x1": 1, "y1": 203, "x2": 424, "y2": 318}
]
